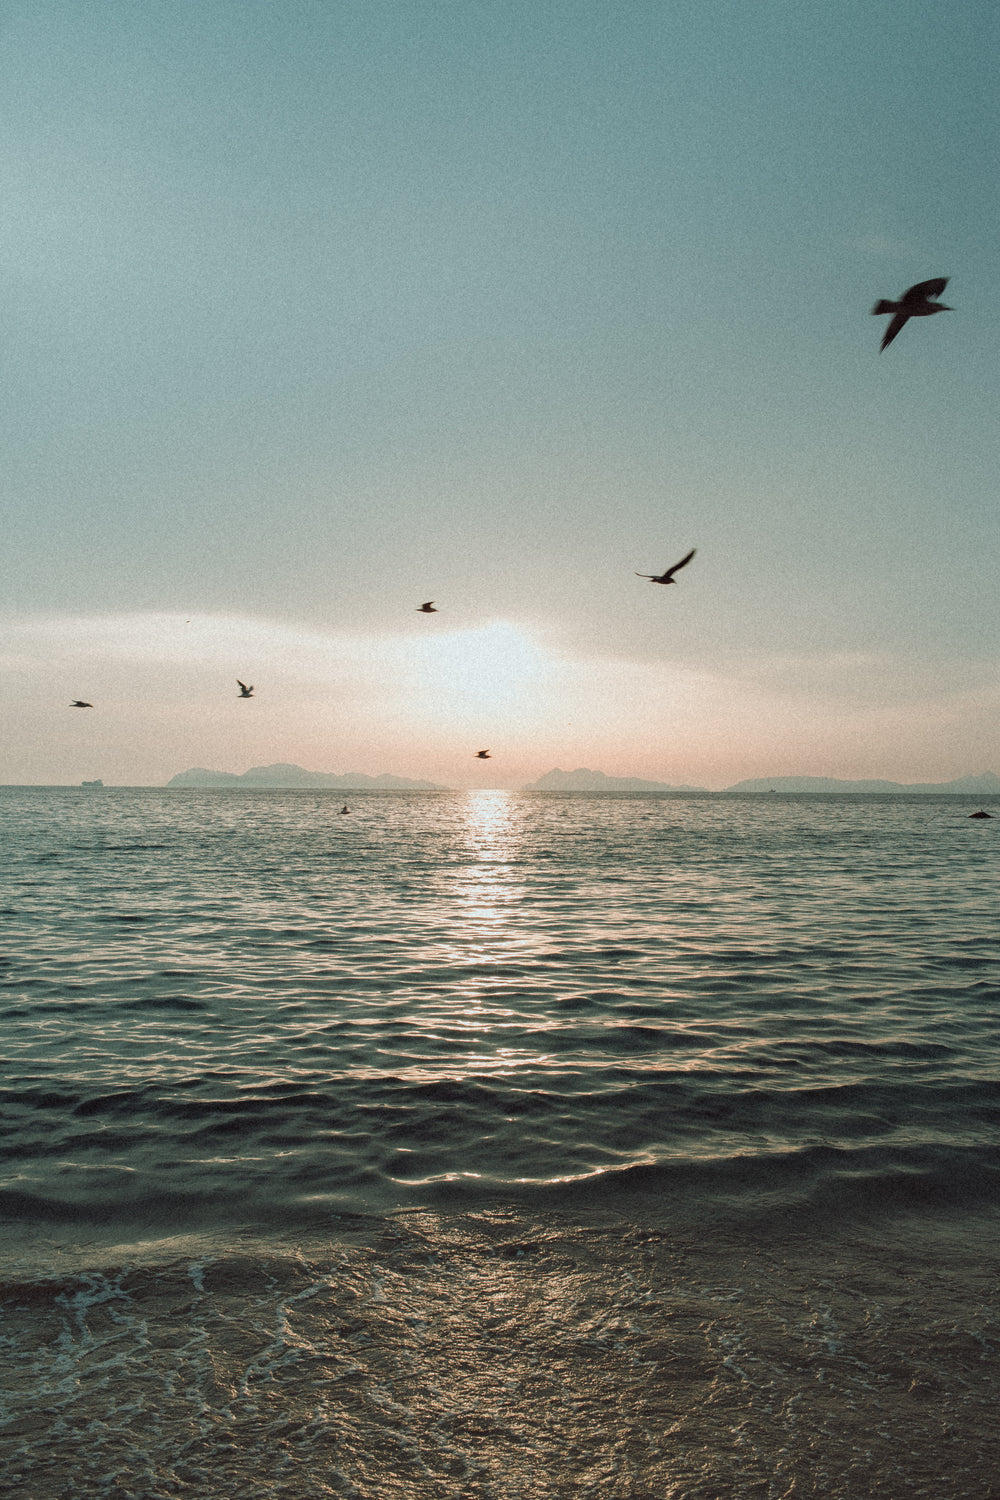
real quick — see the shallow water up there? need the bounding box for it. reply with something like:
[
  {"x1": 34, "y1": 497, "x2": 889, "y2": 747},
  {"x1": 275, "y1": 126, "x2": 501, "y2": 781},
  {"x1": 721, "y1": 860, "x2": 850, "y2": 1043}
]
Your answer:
[
  {"x1": 3, "y1": 1209, "x2": 999, "y2": 1499},
  {"x1": 1, "y1": 787, "x2": 998, "y2": 1495}
]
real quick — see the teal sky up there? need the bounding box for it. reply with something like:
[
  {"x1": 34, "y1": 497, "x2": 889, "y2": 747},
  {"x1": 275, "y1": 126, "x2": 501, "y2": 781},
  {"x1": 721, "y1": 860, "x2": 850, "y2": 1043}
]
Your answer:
[{"x1": 3, "y1": 0, "x2": 998, "y2": 787}]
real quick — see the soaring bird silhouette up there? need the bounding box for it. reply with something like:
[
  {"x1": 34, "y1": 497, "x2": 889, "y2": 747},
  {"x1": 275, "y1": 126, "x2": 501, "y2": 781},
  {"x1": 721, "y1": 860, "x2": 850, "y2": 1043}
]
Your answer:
[
  {"x1": 475, "y1": 750, "x2": 492, "y2": 759},
  {"x1": 70, "y1": 700, "x2": 93, "y2": 708},
  {"x1": 636, "y1": 548, "x2": 696, "y2": 585},
  {"x1": 872, "y1": 278, "x2": 951, "y2": 351},
  {"x1": 417, "y1": 601, "x2": 438, "y2": 613},
  {"x1": 237, "y1": 680, "x2": 254, "y2": 698}
]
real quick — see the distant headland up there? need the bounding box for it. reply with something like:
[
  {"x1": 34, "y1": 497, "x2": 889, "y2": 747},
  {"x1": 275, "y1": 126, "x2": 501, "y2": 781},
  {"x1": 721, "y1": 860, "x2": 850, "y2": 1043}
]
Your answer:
[
  {"x1": 166, "y1": 762, "x2": 446, "y2": 790},
  {"x1": 722, "y1": 772, "x2": 1000, "y2": 794},
  {"x1": 522, "y1": 768, "x2": 708, "y2": 792},
  {"x1": 522, "y1": 768, "x2": 1000, "y2": 795}
]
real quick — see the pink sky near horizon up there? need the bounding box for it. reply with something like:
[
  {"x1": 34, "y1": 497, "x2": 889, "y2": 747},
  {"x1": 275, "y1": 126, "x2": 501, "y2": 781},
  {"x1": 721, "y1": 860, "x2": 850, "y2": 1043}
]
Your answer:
[{"x1": 3, "y1": 611, "x2": 996, "y2": 790}]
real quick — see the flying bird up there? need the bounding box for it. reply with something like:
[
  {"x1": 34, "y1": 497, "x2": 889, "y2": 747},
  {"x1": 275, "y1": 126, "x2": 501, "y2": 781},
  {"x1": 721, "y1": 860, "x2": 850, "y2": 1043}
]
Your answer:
[
  {"x1": 70, "y1": 700, "x2": 93, "y2": 708},
  {"x1": 475, "y1": 750, "x2": 492, "y2": 759},
  {"x1": 635, "y1": 548, "x2": 696, "y2": 585},
  {"x1": 237, "y1": 680, "x2": 254, "y2": 698},
  {"x1": 872, "y1": 278, "x2": 951, "y2": 351},
  {"x1": 417, "y1": 601, "x2": 438, "y2": 613}
]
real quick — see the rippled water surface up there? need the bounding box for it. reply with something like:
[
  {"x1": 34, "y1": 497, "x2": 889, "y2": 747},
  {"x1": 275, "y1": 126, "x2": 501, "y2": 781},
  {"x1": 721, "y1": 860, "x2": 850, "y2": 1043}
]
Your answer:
[
  {"x1": 3, "y1": 787, "x2": 998, "y2": 1230},
  {"x1": 2, "y1": 787, "x2": 998, "y2": 1497}
]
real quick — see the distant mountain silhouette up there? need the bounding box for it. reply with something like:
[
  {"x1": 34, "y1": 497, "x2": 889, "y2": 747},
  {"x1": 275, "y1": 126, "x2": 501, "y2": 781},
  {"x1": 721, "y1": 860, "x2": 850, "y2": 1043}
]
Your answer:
[
  {"x1": 167, "y1": 762, "x2": 446, "y2": 790},
  {"x1": 521, "y1": 768, "x2": 1000, "y2": 795},
  {"x1": 724, "y1": 773, "x2": 1000, "y2": 794},
  {"x1": 522, "y1": 768, "x2": 708, "y2": 792},
  {"x1": 166, "y1": 763, "x2": 1000, "y2": 795}
]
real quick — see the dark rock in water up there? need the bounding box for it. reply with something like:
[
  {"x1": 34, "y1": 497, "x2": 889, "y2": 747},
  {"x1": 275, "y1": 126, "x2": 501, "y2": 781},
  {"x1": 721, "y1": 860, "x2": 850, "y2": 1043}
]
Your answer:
[{"x1": 968, "y1": 809, "x2": 993, "y2": 819}]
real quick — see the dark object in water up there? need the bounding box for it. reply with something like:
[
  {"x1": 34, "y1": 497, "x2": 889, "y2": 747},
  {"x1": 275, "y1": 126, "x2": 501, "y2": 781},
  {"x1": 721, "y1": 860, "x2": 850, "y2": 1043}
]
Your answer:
[
  {"x1": 82, "y1": 779, "x2": 104, "y2": 787},
  {"x1": 340, "y1": 805, "x2": 350, "y2": 814},
  {"x1": 968, "y1": 809, "x2": 993, "y2": 819}
]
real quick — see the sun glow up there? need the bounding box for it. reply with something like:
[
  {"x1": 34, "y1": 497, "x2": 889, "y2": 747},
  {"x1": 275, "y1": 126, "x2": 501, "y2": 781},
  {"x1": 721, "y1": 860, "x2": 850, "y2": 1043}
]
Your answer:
[{"x1": 404, "y1": 622, "x2": 556, "y2": 727}]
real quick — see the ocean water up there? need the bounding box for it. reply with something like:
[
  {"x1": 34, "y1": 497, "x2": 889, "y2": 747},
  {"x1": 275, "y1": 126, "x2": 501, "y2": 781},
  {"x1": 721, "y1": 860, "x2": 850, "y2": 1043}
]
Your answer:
[{"x1": 1, "y1": 786, "x2": 998, "y2": 1498}]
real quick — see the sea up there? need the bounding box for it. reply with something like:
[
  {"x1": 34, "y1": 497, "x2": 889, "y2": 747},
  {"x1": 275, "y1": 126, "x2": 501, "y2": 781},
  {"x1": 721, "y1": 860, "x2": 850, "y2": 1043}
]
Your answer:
[{"x1": 1, "y1": 785, "x2": 998, "y2": 1499}]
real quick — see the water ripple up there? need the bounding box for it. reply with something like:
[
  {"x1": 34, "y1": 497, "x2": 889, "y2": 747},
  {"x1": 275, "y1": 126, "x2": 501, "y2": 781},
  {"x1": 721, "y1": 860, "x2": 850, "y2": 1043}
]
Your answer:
[{"x1": 1, "y1": 787, "x2": 998, "y2": 1230}]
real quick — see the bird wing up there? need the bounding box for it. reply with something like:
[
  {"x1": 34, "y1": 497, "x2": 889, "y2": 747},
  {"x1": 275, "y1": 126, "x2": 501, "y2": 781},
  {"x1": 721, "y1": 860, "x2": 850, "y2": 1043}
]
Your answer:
[
  {"x1": 880, "y1": 314, "x2": 908, "y2": 351},
  {"x1": 237, "y1": 680, "x2": 249, "y2": 691},
  {"x1": 902, "y1": 277, "x2": 948, "y2": 304},
  {"x1": 665, "y1": 548, "x2": 696, "y2": 577},
  {"x1": 634, "y1": 573, "x2": 656, "y2": 579}
]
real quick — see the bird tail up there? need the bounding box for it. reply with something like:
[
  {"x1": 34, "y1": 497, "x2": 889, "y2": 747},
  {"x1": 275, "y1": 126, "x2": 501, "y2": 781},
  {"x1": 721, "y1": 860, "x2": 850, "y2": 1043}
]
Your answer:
[{"x1": 871, "y1": 299, "x2": 896, "y2": 316}]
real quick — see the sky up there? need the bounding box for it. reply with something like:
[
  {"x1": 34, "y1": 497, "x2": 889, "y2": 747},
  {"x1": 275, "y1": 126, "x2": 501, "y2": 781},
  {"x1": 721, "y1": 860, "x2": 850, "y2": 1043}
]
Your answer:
[{"x1": 2, "y1": 0, "x2": 998, "y2": 789}]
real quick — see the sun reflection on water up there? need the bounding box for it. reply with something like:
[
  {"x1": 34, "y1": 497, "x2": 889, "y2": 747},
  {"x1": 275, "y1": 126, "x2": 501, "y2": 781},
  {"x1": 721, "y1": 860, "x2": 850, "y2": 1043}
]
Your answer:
[
  {"x1": 463, "y1": 788, "x2": 521, "y2": 860},
  {"x1": 442, "y1": 792, "x2": 541, "y2": 1022},
  {"x1": 460, "y1": 792, "x2": 525, "y2": 942}
]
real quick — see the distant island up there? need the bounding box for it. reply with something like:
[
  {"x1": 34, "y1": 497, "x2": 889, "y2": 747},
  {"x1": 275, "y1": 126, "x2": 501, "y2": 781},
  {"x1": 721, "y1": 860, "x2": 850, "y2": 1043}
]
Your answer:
[
  {"x1": 167, "y1": 762, "x2": 446, "y2": 790},
  {"x1": 723, "y1": 773, "x2": 1000, "y2": 795},
  {"x1": 522, "y1": 768, "x2": 1000, "y2": 795},
  {"x1": 522, "y1": 768, "x2": 708, "y2": 792}
]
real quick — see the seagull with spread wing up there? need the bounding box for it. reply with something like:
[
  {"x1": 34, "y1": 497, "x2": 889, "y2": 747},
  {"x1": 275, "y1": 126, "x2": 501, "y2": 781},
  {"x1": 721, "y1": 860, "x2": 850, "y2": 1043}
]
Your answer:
[
  {"x1": 872, "y1": 278, "x2": 951, "y2": 351},
  {"x1": 417, "y1": 602, "x2": 438, "y2": 613},
  {"x1": 70, "y1": 700, "x2": 93, "y2": 708},
  {"x1": 635, "y1": 548, "x2": 696, "y2": 586},
  {"x1": 237, "y1": 680, "x2": 254, "y2": 698},
  {"x1": 475, "y1": 750, "x2": 492, "y2": 759}
]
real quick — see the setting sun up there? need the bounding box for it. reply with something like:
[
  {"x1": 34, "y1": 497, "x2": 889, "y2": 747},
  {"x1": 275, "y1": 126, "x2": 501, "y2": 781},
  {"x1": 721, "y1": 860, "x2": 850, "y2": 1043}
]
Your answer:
[{"x1": 403, "y1": 622, "x2": 557, "y2": 728}]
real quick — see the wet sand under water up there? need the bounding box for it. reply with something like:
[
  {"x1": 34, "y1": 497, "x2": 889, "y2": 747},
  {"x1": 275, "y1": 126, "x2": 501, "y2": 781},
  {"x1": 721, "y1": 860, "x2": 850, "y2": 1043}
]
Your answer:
[{"x1": 2, "y1": 1206, "x2": 999, "y2": 1499}]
